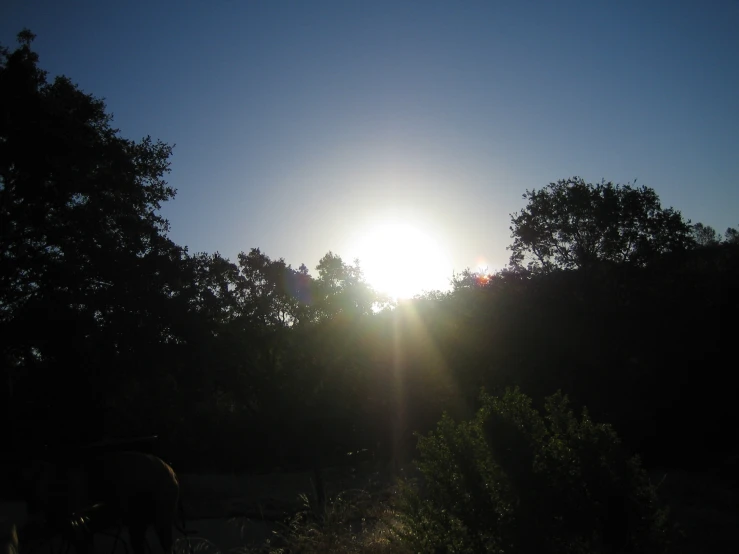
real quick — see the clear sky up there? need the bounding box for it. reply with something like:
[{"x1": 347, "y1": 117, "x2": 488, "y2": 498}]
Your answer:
[{"x1": 2, "y1": 0, "x2": 738, "y2": 295}]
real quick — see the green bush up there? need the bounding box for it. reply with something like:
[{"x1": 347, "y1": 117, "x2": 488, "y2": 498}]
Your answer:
[{"x1": 392, "y1": 388, "x2": 672, "y2": 553}]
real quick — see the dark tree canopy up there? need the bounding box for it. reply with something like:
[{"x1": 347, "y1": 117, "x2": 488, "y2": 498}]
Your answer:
[
  {"x1": 692, "y1": 222, "x2": 721, "y2": 247},
  {"x1": 236, "y1": 247, "x2": 314, "y2": 327},
  {"x1": 724, "y1": 225, "x2": 739, "y2": 244},
  {"x1": 314, "y1": 251, "x2": 379, "y2": 318},
  {"x1": 0, "y1": 30, "x2": 188, "y2": 444},
  {"x1": 508, "y1": 177, "x2": 695, "y2": 273}
]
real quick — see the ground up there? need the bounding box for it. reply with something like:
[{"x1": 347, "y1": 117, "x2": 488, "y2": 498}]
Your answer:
[
  {"x1": 1, "y1": 461, "x2": 394, "y2": 554},
  {"x1": 2, "y1": 463, "x2": 737, "y2": 553}
]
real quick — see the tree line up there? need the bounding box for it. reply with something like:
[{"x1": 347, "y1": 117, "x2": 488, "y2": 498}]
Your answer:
[{"x1": 2, "y1": 30, "x2": 737, "y2": 477}]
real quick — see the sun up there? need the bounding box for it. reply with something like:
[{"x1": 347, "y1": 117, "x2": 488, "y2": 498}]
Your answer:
[{"x1": 351, "y1": 222, "x2": 451, "y2": 299}]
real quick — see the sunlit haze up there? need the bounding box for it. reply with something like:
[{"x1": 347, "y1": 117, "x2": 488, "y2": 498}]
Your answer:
[
  {"x1": 349, "y1": 221, "x2": 451, "y2": 299},
  {"x1": 3, "y1": 0, "x2": 737, "y2": 296}
]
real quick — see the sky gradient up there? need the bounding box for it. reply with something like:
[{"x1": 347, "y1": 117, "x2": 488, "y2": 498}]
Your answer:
[{"x1": 2, "y1": 0, "x2": 737, "y2": 293}]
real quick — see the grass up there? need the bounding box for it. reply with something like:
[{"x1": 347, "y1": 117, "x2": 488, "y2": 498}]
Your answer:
[{"x1": 227, "y1": 467, "x2": 415, "y2": 554}]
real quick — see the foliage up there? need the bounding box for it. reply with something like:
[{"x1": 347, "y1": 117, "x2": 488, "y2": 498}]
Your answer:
[
  {"x1": 0, "y1": 24, "x2": 387, "y2": 459},
  {"x1": 692, "y1": 223, "x2": 721, "y2": 247},
  {"x1": 724, "y1": 226, "x2": 739, "y2": 244},
  {"x1": 393, "y1": 388, "x2": 672, "y2": 554},
  {"x1": 314, "y1": 252, "x2": 381, "y2": 318},
  {"x1": 235, "y1": 248, "x2": 315, "y2": 327},
  {"x1": 2, "y1": 29, "x2": 737, "y2": 519},
  {"x1": 0, "y1": 30, "x2": 192, "y2": 446},
  {"x1": 508, "y1": 177, "x2": 695, "y2": 273},
  {"x1": 262, "y1": 488, "x2": 400, "y2": 554}
]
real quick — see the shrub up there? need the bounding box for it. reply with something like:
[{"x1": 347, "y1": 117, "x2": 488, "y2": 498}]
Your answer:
[{"x1": 392, "y1": 387, "x2": 672, "y2": 553}]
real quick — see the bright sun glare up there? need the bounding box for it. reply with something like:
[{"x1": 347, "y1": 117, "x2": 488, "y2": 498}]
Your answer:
[{"x1": 352, "y1": 222, "x2": 451, "y2": 299}]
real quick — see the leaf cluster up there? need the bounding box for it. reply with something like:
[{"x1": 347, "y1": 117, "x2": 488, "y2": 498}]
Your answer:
[
  {"x1": 508, "y1": 177, "x2": 695, "y2": 273},
  {"x1": 394, "y1": 388, "x2": 672, "y2": 554}
]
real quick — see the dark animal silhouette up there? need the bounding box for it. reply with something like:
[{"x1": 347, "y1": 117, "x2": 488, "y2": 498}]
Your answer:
[{"x1": 26, "y1": 451, "x2": 181, "y2": 554}]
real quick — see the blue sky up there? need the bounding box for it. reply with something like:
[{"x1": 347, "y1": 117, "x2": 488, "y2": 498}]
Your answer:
[{"x1": 2, "y1": 0, "x2": 737, "y2": 293}]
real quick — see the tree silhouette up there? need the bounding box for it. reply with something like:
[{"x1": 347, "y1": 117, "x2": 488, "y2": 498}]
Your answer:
[
  {"x1": 236, "y1": 247, "x2": 315, "y2": 327},
  {"x1": 314, "y1": 252, "x2": 377, "y2": 318},
  {"x1": 0, "y1": 30, "x2": 189, "y2": 445},
  {"x1": 508, "y1": 177, "x2": 695, "y2": 273},
  {"x1": 692, "y1": 222, "x2": 721, "y2": 247},
  {"x1": 725, "y1": 226, "x2": 739, "y2": 244}
]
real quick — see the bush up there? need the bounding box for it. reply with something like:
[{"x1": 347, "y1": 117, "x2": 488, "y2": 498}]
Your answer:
[{"x1": 392, "y1": 388, "x2": 672, "y2": 553}]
